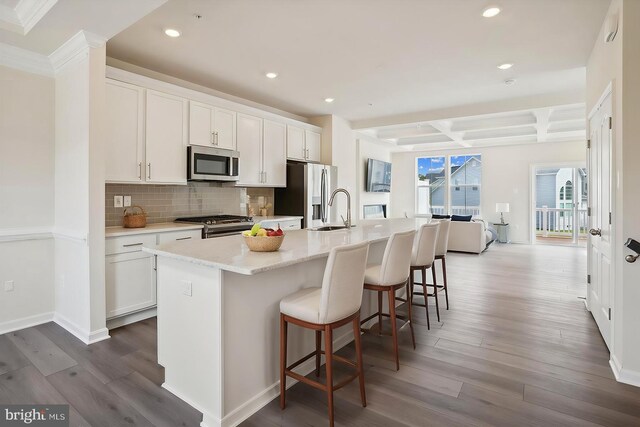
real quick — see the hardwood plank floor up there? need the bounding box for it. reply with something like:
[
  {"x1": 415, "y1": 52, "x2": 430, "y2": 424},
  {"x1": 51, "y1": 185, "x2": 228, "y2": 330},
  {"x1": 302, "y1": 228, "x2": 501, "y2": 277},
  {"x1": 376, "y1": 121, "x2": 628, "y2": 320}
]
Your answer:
[{"x1": 0, "y1": 243, "x2": 638, "y2": 426}]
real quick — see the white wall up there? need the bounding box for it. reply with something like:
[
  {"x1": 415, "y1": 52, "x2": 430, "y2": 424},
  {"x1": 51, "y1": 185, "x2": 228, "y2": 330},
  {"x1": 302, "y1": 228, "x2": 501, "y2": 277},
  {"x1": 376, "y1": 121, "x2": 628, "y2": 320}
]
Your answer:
[
  {"x1": 390, "y1": 141, "x2": 586, "y2": 243},
  {"x1": 0, "y1": 65, "x2": 55, "y2": 332},
  {"x1": 356, "y1": 134, "x2": 393, "y2": 219},
  {"x1": 587, "y1": 0, "x2": 640, "y2": 384}
]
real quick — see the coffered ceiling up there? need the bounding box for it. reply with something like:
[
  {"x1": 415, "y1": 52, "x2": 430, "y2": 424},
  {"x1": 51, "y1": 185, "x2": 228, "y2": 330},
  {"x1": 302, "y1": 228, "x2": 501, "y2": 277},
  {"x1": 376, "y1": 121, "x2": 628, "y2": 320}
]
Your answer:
[{"x1": 107, "y1": 0, "x2": 610, "y2": 122}]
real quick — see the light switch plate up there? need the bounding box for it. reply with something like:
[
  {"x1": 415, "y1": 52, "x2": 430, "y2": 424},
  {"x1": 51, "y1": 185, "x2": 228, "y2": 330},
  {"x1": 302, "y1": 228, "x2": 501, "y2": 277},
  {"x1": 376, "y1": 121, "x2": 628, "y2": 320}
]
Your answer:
[
  {"x1": 181, "y1": 280, "x2": 193, "y2": 297},
  {"x1": 123, "y1": 196, "x2": 132, "y2": 207},
  {"x1": 114, "y1": 196, "x2": 123, "y2": 208},
  {"x1": 4, "y1": 281, "x2": 14, "y2": 292}
]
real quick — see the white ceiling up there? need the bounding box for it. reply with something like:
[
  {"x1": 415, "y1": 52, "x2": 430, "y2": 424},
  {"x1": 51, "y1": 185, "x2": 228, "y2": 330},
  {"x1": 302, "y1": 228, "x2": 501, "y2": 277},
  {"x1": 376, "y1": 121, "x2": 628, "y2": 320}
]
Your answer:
[
  {"x1": 360, "y1": 103, "x2": 586, "y2": 151},
  {"x1": 107, "y1": 0, "x2": 610, "y2": 122}
]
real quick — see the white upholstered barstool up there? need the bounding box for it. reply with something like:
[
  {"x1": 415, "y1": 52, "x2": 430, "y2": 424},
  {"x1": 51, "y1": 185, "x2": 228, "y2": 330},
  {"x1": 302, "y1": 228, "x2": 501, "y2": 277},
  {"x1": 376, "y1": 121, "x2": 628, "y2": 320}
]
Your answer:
[
  {"x1": 279, "y1": 241, "x2": 370, "y2": 427},
  {"x1": 360, "y1": 229, "x2": 416, "y2": 371},
  {"x1": 408, "y1": 222, "x2": 440, "y2": 330}
]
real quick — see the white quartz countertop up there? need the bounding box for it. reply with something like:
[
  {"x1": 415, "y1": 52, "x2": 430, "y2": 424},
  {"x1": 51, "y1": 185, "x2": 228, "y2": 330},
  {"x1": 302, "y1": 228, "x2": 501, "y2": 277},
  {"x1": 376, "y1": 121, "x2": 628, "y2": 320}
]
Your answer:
[
  {"x1": 106, "y1": 222, "x2": 204, "y2": 237},
  {"x1": 144, "y1": 218, "x2": 428, "y2": 275}
]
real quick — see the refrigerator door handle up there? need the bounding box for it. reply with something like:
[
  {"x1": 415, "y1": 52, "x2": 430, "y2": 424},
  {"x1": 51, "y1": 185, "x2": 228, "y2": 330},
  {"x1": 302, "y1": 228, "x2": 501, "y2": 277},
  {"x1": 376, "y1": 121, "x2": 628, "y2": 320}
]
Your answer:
[{"x1": 321, "y1": 168, "x2": 327, "y2": 223}]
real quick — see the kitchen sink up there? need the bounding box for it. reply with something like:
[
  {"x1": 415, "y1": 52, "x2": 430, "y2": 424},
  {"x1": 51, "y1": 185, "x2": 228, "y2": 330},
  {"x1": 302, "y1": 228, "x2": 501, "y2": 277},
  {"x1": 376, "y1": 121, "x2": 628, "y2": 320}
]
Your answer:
[{"x1": 311, "y1": 226, "x2": 349, "y2": 231}]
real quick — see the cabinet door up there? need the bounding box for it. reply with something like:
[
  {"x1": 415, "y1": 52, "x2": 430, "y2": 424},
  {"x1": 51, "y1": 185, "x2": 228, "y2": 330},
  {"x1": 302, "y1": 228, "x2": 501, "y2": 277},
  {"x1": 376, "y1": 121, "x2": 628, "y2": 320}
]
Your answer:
[
  {"x1": 213, "y1": 107, "x2": 236, "y2": 150},
  {"x1": 305, "y1": 130, "x2": 322, "y2": 163},
  {"x1": 287, "y1": 125, "x2": 305, "y2": 161},
  {"x1": 105, "y1": 80, "x2": 144, "y2": 182},
  {"x1": 263, "y1": 120, "x2": 287, "y2": 187},
  {"x1": 236, "y1": 113, "x2": 263, "y2": 186},
  {"x1": 106, "y1": 252, "x2": 156, "y2": 319},
  {"x1": 189, "y1": 101, "x2": 214, "y2": 147},
  {"x1": 145, "y1": 90, "x2": 188, "y2": 184}
]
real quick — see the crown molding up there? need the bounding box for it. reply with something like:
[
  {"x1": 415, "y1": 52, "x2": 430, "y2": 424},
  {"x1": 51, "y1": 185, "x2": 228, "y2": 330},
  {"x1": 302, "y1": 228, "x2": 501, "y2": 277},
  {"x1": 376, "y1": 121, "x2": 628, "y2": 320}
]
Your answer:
[
  {"x1": 0, "y1": 0, "x2": 57, "y2": 35},
  {"x1": 50, "y1": 30, "x2": 107, "y2": 74},
  {"x1": 0, "y1": 41, "x2": 53, "y2": 77}
]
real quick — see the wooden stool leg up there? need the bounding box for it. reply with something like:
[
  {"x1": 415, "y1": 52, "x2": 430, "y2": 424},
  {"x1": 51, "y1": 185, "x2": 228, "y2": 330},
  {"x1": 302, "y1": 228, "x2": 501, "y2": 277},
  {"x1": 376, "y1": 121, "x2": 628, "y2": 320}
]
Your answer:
[
  {"x1": 409, "y1": 269, "x2": 415, "y2": 304},
  {"x1": 405, "y1": 280, "x2": 416, "y2": 349},
  {"x1": 324, "y1": 325, "x2": 335, "y2": 427},
  {"x1": 432, "y1": 266, "x2": 440, "y2": 322},
  {"x1": 388, "y1": 288, "x2": 400, "y2": 371},
  {"x1": 352, "y1": 316, "x2": 367, "y2": 407},
  {"x1": 377, "y1": 291, "x2": 383, "y2": 335},
  {"x1": 422, "y1": 267, "x2": 430, "y2": 330},
  {"x1": 315, "y1": 330, "x2": 321, "y2": 377},
  {"x1": 442, "y1": 256, "x2": 449, "y2": 310},
  {"x1": 279, "y1": 314, "x2": 288, "y2": 410}
]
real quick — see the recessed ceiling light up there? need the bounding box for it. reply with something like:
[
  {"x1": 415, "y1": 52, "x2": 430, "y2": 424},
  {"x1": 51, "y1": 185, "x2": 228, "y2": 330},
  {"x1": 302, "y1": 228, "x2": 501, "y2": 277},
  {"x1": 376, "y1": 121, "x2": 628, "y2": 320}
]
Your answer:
[
  {"x1": 265, "y1": 72, "x2": 278, "y2": 79},
  {"x1": 482, "y1": 7, "x2": 501, "y2": 18},
  {"x1": 325, "y1": 98, "x2": 335, "y2": 103},
  {"x1": 164, "y1": 28, "x2": 181, "y2": 38},
  {"x1": 504, "y1": 79, "x2": 516, "y2": 85},
  {"x1": 497, "y1": 63, "x2": 513, "y2": 70}
]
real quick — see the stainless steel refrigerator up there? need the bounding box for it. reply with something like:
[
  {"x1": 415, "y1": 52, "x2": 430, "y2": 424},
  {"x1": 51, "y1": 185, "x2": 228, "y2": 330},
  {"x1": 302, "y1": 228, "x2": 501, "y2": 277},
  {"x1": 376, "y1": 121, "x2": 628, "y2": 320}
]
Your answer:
[{"x1": 274, "y1": 162, "x2": 338, "y2": 229}]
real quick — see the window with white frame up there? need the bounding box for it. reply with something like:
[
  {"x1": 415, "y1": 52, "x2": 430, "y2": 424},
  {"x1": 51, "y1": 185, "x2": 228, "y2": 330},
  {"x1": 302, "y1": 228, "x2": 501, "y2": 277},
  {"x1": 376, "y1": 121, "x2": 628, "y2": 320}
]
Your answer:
[{"x1": 416, "y1": 155, "x2": 482, "y2": 217}]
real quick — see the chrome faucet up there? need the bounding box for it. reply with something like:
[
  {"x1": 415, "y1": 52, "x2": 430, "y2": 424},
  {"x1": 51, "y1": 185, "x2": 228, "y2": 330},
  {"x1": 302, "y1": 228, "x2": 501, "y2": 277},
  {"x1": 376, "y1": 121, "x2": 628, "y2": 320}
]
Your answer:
[{"x1": 328, "y1": 188, "x2": 351, "y2": 228}]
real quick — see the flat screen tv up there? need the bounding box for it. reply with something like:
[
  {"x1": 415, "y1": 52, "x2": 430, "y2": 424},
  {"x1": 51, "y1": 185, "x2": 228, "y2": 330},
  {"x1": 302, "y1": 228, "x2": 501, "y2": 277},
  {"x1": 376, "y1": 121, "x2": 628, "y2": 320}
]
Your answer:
[{"x1": 366, "y1": 158, "x2": 392, "y2": 192}]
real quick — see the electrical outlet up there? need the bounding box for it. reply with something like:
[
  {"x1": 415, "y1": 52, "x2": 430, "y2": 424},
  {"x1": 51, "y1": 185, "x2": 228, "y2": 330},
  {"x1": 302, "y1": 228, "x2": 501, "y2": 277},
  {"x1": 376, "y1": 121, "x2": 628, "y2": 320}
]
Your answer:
[
  {"x1": 181, "y1": 280, "x2": 193, "y2": 297},
  {"x1": 123, "y1": 196, "x2": 132, "y2": 207},
  {"x1": 114, "y1": 196, "x2": 123, "y2": 208},
  {"x1": 4, "y1": 280, "x2": 14, "y2": 292}
]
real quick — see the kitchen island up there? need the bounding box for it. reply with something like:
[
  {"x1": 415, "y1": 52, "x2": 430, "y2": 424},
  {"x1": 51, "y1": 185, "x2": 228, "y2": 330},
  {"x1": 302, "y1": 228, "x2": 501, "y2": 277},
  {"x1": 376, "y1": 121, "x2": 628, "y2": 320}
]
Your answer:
[{"x1": 144, "y1": 218, "x2": 427, "y2": 427}]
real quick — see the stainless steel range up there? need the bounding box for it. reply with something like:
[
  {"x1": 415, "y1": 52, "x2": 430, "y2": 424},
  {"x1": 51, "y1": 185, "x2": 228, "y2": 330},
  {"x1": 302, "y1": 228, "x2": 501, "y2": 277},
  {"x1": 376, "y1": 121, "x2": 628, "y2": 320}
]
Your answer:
[{"x1": 174, "y1": 215, "x2": 253, "y2": 239}]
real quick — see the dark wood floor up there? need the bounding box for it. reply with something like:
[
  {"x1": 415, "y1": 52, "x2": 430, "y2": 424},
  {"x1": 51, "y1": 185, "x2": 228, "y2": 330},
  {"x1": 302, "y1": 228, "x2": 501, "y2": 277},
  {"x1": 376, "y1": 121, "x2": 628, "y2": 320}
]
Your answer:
[{"x1": 1, "y1": 243, "x2": 638, "y2": 426}]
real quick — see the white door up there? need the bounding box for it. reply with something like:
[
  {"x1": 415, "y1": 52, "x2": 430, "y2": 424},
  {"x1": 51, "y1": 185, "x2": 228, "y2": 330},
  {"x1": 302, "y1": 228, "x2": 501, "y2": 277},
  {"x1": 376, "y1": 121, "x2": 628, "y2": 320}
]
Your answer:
[
  {"x1": 263, "y1": 120, "x2": 287, "y2": 187},
  {"x1": 105, "y1": 80, "x2": 145, "y2": 182},
  {"x1": 587, "y1": 88, "x2": 613, "y2": 348},
  {"x1": 145, "y1": 90, "x2": 188, "y2": 184},
  {"x1": 106, "y1": 252, "x2": 156, "y2": 319},
  {"x1": 213, "y1": 107, "x2": 236, "y2": 150},
  {"x1": 287, "y1": 125, "x2": 305, "y2": 161},
  {"x1": 236, "y1": 113, "x2": 263, "y2": 186},
  {"x1": 305, "y1": 130, "x2": 322, "y2": 163},
  {"x1": 189, "y1": 101, "x2": 215, "y2": 147}
]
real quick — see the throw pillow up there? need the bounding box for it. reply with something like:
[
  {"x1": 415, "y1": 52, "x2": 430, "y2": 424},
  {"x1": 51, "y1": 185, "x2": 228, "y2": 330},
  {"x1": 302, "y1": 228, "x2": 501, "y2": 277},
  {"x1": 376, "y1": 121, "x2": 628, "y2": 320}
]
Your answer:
[
  {"x1": 432, "y1": 214, "x2": 451, "y2": 219},
  {"x1": 451, "y1": 214, "x2": 472, "y2": 222}
]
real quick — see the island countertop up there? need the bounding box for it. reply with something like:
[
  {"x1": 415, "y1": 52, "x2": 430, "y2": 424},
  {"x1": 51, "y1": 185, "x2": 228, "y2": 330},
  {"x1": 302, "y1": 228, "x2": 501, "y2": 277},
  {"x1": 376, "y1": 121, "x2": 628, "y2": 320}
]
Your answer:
[{"x1": 143, "y1": 218, "x2": 426, "y2": 275}]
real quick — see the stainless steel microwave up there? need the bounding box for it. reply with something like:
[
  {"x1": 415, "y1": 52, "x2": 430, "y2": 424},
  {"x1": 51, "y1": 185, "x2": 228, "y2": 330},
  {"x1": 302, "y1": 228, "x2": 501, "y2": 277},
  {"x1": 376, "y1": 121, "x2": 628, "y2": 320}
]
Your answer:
[{"x1": 187, "y1": 146, "x2": 239, "y2": 181}]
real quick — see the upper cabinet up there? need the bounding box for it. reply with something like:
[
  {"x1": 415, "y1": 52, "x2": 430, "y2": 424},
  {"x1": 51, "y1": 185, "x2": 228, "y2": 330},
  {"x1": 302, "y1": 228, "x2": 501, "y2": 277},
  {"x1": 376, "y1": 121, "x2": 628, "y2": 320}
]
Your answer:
[
  {"x1": 236, "y1": 115, "x2": 286, "y2": 187},
  {"x1": 145, "y1": 90, "x2": 188, "y2": 184},
  {"x1": 105, "y1": 80, "x2": 145, "y2": 182},
  {"x1": 287, "y1": 125, "x2": 322, "y2": 163},
  {"x1": 189, "y1": 101, "x2": 236, "y2": 150}
]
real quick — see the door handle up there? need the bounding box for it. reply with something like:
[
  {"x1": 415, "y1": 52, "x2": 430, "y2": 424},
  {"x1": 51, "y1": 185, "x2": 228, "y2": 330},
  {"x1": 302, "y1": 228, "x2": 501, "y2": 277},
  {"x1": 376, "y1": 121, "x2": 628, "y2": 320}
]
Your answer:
[
  {"x1": 211, "y1": 132, "x2": 215, "y2": 145},
  {"x1": 176, "y1": 236, "x2": 192, "y2": 241},
  {"x1": 589, "y1": 228, "x2": 602, "y2": 236},
  {"x1": 147, "y1": 163, "x2": 151, "y2": 179},
  {"x1": 138, "y1": 162, "x2": 142, "y2": 180}
]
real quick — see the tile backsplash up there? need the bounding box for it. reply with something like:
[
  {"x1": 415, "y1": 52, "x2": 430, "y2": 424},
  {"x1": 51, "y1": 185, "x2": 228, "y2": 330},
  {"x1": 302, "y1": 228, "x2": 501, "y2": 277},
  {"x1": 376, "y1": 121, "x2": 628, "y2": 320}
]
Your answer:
[{"x1": 105, "y1": 183, "x2": 247, "y2": 227}]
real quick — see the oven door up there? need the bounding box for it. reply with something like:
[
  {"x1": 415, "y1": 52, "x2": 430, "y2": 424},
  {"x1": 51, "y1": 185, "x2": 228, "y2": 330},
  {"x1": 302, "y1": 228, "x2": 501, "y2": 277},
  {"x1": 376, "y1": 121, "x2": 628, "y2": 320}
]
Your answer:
[{"x1": 188, "y1": 146, "x2": 239, "y2": 181}]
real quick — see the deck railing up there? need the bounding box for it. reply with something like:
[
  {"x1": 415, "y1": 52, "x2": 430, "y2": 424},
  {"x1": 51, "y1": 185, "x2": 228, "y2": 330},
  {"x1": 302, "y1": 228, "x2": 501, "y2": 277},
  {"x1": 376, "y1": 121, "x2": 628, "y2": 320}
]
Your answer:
[
  {"x1": 535, "y1": 207, "x2": 588, "y2": 237},
  {"x1": 429, "y1": 206, "x2": 481, "y2": 217}
]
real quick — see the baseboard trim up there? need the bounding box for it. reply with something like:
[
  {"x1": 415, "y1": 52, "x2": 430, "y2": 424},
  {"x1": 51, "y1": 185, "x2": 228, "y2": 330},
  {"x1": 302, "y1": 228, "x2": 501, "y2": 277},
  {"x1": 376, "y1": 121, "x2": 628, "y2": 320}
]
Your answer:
[
  {"x1": 53, "y1": 313, "x2": 110, "y2": 345},
  {"x1": 220, "y1": 328, "x2": 356, "y2": 427},
  {"x1": 0, "y1": 312, "x2": 54, "y2": 335},
  {"x1": 161, "y1": 383, "x2": 220, "y2": 427},
  {"x1": 610, "y1": 355, "x2": 640, "y2": 387},
  {"x1": 107, "y1": 308, "x2": 157, "y2": 330}
]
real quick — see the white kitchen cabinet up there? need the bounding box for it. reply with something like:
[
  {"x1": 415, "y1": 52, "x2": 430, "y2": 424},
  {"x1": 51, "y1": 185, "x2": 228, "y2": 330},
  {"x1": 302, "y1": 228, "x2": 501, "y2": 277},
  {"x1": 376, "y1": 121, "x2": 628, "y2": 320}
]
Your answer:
[
  {"x1": 259, "y1": 218, "x2": 301, "y2": 230},
  {"x1": 262, "y1": 120, "x2": 287, "y2": 187},
  {"x1": 287, "y1": 125, "x2": 306, "y2": 161},
  {"x1": 145, "y1": 90, "x2": 188, "y2": 184},
  {"x1": 287, "y1": 125, "x2": 322, "y2": 163},
  {"x1": 105, "y1": 80, "x2": 145, "y2": 182},
  {"x1": 305, "y1": 130, "x2": 322, "y2": 163},
  {"x1": 236, "y1": 113, "x2": 264, "y2": 186},
  {"x1": 189, "y1": 101, "x2": 236, "y2": 150},
  {"x1": 106, "y1": 251, "x2": 156, "y2": 319},
  {"x1": 157, "y1": 229, "x2": 202, "y2": 244}
]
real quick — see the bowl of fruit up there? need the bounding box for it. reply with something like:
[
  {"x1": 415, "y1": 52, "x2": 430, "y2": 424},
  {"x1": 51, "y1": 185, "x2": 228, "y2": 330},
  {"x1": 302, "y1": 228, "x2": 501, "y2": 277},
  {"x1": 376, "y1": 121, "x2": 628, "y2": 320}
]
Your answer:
[{"x1": 242, "y1": 223, "x2": 285, "y2": 252}]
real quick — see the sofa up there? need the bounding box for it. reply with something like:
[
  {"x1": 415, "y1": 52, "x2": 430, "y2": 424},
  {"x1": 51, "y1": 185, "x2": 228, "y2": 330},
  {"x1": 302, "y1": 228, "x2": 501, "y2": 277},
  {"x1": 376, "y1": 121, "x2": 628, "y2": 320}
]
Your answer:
[{"x1": 432, "y1": 215, "x2": 496, "y2": 254}]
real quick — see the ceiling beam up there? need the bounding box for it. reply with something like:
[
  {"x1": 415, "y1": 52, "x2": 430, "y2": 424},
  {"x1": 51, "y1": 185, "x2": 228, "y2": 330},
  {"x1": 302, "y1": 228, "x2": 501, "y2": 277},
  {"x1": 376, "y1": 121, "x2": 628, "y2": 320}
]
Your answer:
[{"x1": 428, "y1": 120, "x2": 471, "y2": 147}]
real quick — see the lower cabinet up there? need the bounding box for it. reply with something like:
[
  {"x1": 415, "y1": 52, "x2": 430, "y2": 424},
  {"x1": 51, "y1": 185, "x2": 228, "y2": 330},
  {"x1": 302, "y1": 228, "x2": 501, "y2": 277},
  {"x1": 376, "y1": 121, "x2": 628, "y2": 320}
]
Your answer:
[{"x1": 106, "y1": 251, "x2": 156, "y2": 319}]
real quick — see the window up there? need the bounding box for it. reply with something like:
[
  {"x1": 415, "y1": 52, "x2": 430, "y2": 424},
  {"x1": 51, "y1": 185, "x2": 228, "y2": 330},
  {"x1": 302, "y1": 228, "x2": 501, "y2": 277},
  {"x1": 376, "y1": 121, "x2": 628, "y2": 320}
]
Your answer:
[
  {"x1": 416, "y1": 154, "x2": 482, "y2": 217},
  {"x1": 416, "y1": 156, "x2": 445, "y2": 215},
  {"x1": 449, "y1": 155, "x2": 482, "y2": 217}
]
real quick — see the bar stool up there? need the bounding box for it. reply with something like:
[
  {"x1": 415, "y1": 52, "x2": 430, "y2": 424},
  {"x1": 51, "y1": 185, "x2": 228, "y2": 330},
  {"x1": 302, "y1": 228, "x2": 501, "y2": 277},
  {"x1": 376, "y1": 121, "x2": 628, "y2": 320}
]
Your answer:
[
  {"x1": 279, "y1": 241, "x2": 370, "y2": 427},
  {"x1": 360, "y1": 230, "x2": 416, "y2": 371},
  {"x1": 408, "y1": 222, "x2": 440, "y2": 330},
  {"x1": 433, "y1": 219, "x2": 451, "y2": 321}
]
